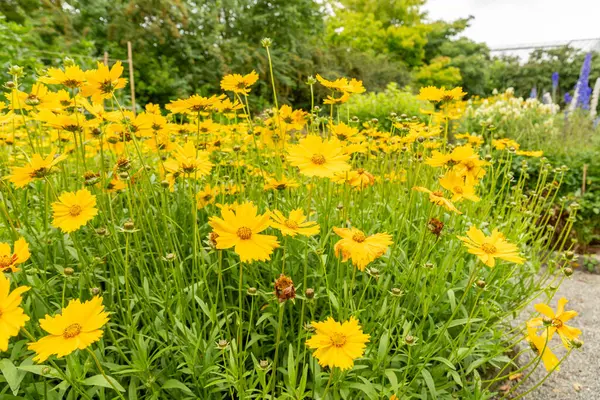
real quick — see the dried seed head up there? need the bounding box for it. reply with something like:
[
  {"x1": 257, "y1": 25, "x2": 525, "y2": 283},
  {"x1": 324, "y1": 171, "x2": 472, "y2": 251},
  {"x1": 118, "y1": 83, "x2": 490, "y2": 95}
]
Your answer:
[{"x1": 274, "y1": 274, "x2": 296, "y2": 303}]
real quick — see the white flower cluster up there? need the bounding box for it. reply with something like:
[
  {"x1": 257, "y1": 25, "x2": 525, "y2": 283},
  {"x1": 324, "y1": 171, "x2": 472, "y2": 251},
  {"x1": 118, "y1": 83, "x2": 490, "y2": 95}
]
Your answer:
[{"x1": 466, "y1": 88, "x2": 559, "y2": 125}]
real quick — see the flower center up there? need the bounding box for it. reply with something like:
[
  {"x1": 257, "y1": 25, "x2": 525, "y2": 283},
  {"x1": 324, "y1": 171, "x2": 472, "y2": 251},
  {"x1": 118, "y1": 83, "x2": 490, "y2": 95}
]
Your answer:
[
  {"x1": 352, "y1": 231, "x2": 366, "y2": 243},
  {"x1": 330, "y1": 332, "x2": 347, "y2": 347},
  {"x1": 237, "y1": 227, "x2": 252, "y2": 240},
  {"x1": 310, "y1": 154, "x2": 326, "y2": 165},
  {"x1": 551, "y1": 318, "x2": 563, "y2": 329},
  {"x1": 69, "y1": 205, "x2": 83, "y2": 217},
  {"x1": 357, "y1": 168, "x2": 365, "y2": 174},
  {"x1": 481, "y1": 243, "x2": 497, "y2": 254},
  {"x1": 63, "y1": 323, "x2": 82, "y2": 339},
  {"x1": 432, "y1": 191, "x2": 444, "y2": 197},
  {"x1": 0, "y1": 255, "x2": 11, "y2": 268},
  {"x1": 275, "y1": 183, "x2": 287, "y2": 190},
  {"x1": 453, "y1": 186, "x2": 464, "y2": 194},
  {"x1": 284, "y1": 220, "x2": 299, "y2": 229}
]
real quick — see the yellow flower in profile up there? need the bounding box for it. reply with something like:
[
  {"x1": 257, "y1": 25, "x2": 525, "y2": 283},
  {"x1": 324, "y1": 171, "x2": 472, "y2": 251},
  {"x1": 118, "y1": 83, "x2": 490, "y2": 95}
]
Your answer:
[
  {"x1": 332, "y1": 168, "x2": 375, "y2": 190},
  {"x1": 28, "y1": 296, "x2": 109, "y2": 363},
  {"x1": 0, "y1": 273, "x2": 30, "y2": 351},
  {"x1": 412, "y1": 186, "x2": 462, "y2": 214},
  {"x1": 81, "y1": 61, "x2": 127, "y2": 103},
  {"x1": 306, "y1": 316, "x2": 370, "y2": 371},
  {"x1": 264, "y1": 176, "x2": 300, "y2": 191},
  {"x1": 0, "y1": 237, "x2": 30, "y2": 273},
  {"x1": 286, "y1": 135, "x2": 350, "y2": 178},
  {"x1": 455, "y1": 133, "x2": 484, "y2": 146},
  {"x1": 492, "y1": 138, "x2": 520, "y2": 150},
  {"x1": 39, "y1": 65, "x2": 86, "y2": 88},
  {"x1": 526, "y1": 321, "x2": 559, "y2": 372},
  {"x1": 208, "y1": 202, "x2": 279, "y2": 263},
  {"x1": 220, "y1": 71, "x2": 260, "y2": 95},
  {"x1": 457, "y1": 226, "x2": 525, "y2": 267},
  {"x1": 531, "y1": 297, "x2": 582, "y2": 349},
  {"x1": 196, "y1": 184, "x2": 219, "y2": 209},
  {"x1": 7, "y1": 151, "x2": 67, "y2": 188},
  {"x1": 439, "y1": 170, "x2": 480, "y2": 202},
  {"x1": 333, "y1": 227, "x2": 392, "y2": 270},
  {"x1": 270, "y1": 209, "x2": 320, "y2": 237},
  {"x1": 51, "y1": 189, "x2": 98, "y2": 233},
  {"x1": 516, "y1": 150, "x2": 543, "y2": 157}
]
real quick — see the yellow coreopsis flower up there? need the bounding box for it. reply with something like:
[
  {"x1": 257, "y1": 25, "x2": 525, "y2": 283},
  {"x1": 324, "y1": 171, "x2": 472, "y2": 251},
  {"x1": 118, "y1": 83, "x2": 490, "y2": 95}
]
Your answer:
[
  {"x1": 0, "y1": 273, "x2": 30, "y2": 351},
  {"x1": 492, "y1": 138, "x2": 520, "y2": 151},
  {"x1": 286, "y1": 135, "x2": 351, "y2": 178},
  {"x1": 39, "y1": 65, "x2": 86, "y2": 88},
  {"x1": 531, "y1": 297, "x2": 582, "y2": 349},
  {"x1": 516, "y1": 150, "x2": 543, "y2": 157},
  {"x1": 51, "y1": 189, "x2": 98, "y2": 233},
  {"x1": 439, "y1": 170, "x2": 480, "y2": 202},
  {"x1": 163, "y1": 141, "x2": 213, "y2": 180},
  {"x1": 196, "y1": 184, "x2": 220, "y2": 209},
  {"x1": 333, "y1": 227, "x2": 392, "y2": 271},
  {"x1": 270, "y1": 209, "x2": 320, "y2": 237},
  {"x1": 0, "y1": 237, "x2": 30, "y2": 273},
  {"x1": 412, "y1": 186, "x2": 462, "y2": 214},
  {"x1": 7, "y1": 151, "x2": 67, "y2": 188},
  {"x1": 208, "y1": 202, "x2": 279, "y2": 262},
  {"x1": 220, "y1": 71, "x2": 260, "y2": 95},
  {"x1": 263, "y1": 176, "x2": 300, "y2": 191},
  {"x1": 457, "y1": 226, "x2": 525, "y2": 267},
  {"x1": 28, "y1": 296, "x2": 109, "y2": 363},
  {"x1": 81, "y1": 61, "x2": 127, "y2": 103},
  {"x1": 306, "y1": 316, "x2": 370, "y2": 371}
]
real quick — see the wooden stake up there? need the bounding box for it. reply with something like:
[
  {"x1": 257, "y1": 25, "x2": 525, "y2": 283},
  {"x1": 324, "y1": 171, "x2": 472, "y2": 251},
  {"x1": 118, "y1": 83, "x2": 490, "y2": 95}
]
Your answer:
[
  {"x1": 582, "y1": 164, "x2": 588, "y2": 194},
  {"x1": 103, "y1": 51, "x2": 108, "y2": 66},
  {"x1": 127, "y1": 41, "x2": 136, "y2": 115}
]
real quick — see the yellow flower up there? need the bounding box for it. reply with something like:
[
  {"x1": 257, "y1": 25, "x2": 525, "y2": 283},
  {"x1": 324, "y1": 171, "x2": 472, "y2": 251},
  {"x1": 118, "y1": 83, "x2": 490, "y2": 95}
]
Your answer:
[
  {"x1": 7, "y1": 150, "x2": 67, "y2": 188},
  {"x1": 286, "y1": 135, "x2": 350, "y2": 178},
  {"x1": 51, "y1": 189, "x2": 98, "y2": 233},
  {"x1": 315, "y1": 74, "x2": 365, "y2": 94},
  {"x1": 270, "y1": 209, "x2": 320, "y2": 237},
  {"x1": 332, "y1": 169, "x2": 375, "y2": 190},
  {"x1": 81, "y1": 61, "x2": 127, "y2": 103},
  {"x1": 166, "y1": 94, "x2": 225, "y2": 114},
  {"x1": 492, "y1": 138, "x2": 520, "y2": 150},
  {"x1": 220, "y1": 71, "x2": 260, "y2": 95},
  {"x1": 306, "y1": 316, "x2": 370, "y2": 371},
  {"x1": 0, "y1": 237, "x2": 30, "y2": 273},
  {"x1": 531, "y1": 297, "x2": 582, "y2": 349},
  {"x1": 526, "y1": 321, "x2": 560, "y2": 372},
  {"x1": 28, "y1": 296, "x2": 109, "y2": 363},
  {"x1": 333, "y1": 227, "x2": 392, "y2": 271},
  {"x1": 263, "y1": 176, "x2": 300, "y2": 191},
  {"x1": 516, "y1": 150, "x2": 543, "y2": 157},
  {"x1": 439, "y1": 170, "x2": 480, "y2": 202},
  {"x1": 163, "y1": 141, "x2": 213, "y2": 180},
  {"x1": 208, "y1": 202, "x2": 279, "y2": 263},
  {"x1": 457, "y1": 226, "x2": 525, "y2": 267},
  {"x1": 39, "y1": 65, "x2": 86, "y2": 88},
  {"x1": 0, "y1": 273, "x2": 30, "y2": 351},
  {"x1": 455, "y1": 132, "x2": 484, "y2": 146},
  {"x1": 412, "y1": 186, "x2": 462, "y2": 214},
  {"x1": 196, "y1": 184, "x2": 220, "y2": 209},
  {"x1": 417, "y1": 86, "x2": 445, "y2": 102}
]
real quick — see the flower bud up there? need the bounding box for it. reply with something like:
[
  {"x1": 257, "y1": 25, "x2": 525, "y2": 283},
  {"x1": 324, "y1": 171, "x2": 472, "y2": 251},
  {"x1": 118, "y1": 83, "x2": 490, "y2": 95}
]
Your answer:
[
  {"x1": 563, "y1": 267, "x2": 573, "y2": 277},
  {"x1": 476, "y1": 280, "x2": 486, "y2": 289},
  {"x1": 64, "y1": 267, "x2": 75, "y2": 276},
  {"x1": 305, "y1": 288, "x2": 315, "y2": 299},
  {"x1": 247, "y1": 287, "x2": 258, "y2": 296},
  {"x1": 91, "y1": 287, "x2": 101, "y2": 296}
]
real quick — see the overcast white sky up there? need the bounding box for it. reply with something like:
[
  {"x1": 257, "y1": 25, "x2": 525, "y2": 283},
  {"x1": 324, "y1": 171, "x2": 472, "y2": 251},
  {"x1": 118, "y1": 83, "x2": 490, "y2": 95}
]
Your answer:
[{"x1": 424, "y1": 0, "x2": 600, "y2": 48}]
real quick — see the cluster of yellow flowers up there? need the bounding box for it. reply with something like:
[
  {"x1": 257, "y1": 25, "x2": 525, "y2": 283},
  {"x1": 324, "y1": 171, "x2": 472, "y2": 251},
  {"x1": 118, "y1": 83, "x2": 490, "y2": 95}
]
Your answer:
[{"x1": 0, "y1": 58, "x2": 579, "y2": 385}]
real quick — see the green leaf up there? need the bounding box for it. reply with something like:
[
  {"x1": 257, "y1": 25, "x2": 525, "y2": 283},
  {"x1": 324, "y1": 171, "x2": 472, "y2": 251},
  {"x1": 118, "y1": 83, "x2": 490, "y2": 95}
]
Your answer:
[
  {"x1": 447, "y1": 289, "x2": 456, "y2": 312},
  {"x1": 16, "y1": 364, "x2": 61, "y2": 379},
  {"x1": 161, "y1": 379, "x2": 194, "y2": 395},
  {"x1": 377, "y1": 331, "x2": 389, "y2": 363},
  {"x1": 0, "y1": 359, "x2": 25, "y2": 395},
  {"x1": 421, "y1": 369, "x2": 437, "y2": 398},
  {"x1": 447, "y1": 318, "x2": 482, "y2": 328},
  {"x1": 82, "y1": 374, "x2": 126, "y2": 392}
]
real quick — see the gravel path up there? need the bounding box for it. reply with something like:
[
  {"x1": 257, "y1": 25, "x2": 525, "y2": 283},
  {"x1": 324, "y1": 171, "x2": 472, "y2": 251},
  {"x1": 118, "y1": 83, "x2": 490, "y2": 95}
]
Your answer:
[{"x1": 517, "y1": 269, "x2": 600, "y2": 399}]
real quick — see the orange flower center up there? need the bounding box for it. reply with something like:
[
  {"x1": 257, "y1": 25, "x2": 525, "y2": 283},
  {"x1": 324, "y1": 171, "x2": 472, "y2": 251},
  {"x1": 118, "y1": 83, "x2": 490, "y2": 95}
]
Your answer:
[
  {"x1": 69, "y1": 205, "x2": 83, "y2": 217},
  {"x1": 432, "y1": 191, "x2": 444, "y2": 197},
  {"x1": 236, "y1": 227, "x2": 252, "y2": 240},
  {"x1": 63, "y1": 323, "x2": 82, "y2": 339},
  {"x1": 352, "y1": 231, "x2": 366, "y2": 243},
  {"x1": 0, "y1": 255, "x2": 11, "y2": 268},
  {"x1": 330, "y1": 332, "x2": 347, "y2": 347},
  {"x1": 481, "y1": 243, "x2": 497, "y2": 254},
  {"x1": 310, "y1": 154, "x2": 326, "y2": 165},
  {"x1": 453, "y1": 186, "x2": 464, "y2": 194},
  {"x1": 357, "y1": 168, "x2": 365, "y2": 174},
  {"x1": 551, "y1": 318, "x2": 563, "y2": 329},
  {"x1": 284, "y1": 220, "x2": 299, "y2": 229}
]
